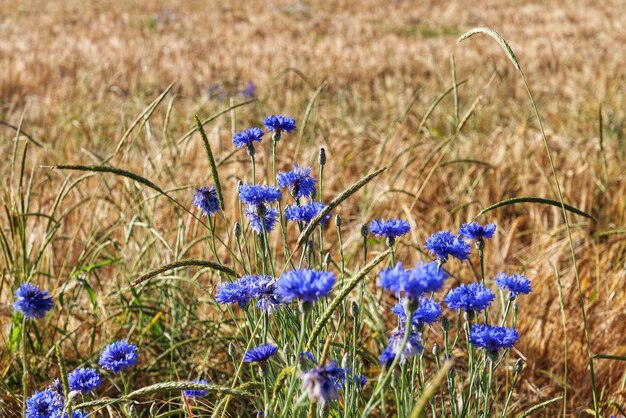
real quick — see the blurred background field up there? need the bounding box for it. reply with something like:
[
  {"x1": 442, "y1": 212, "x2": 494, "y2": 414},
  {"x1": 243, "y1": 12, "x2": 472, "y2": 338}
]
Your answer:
[{"x1": 1, "y1": 0, "x2": 625, "y2": 416}]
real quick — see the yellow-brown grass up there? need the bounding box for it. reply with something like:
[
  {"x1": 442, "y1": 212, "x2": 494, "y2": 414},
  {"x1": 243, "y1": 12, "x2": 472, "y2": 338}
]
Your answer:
[{"x1": 1, "y1": 0, "x2": 625, "y2": 416}]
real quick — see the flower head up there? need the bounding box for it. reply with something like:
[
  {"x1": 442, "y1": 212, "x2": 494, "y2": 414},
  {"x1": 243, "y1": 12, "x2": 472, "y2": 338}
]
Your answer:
[
  {"x1": 244, "y1": 344, "x2": 278, "y2": 363},
  {"x1": 238, "y1": 184, "x2": 282, "y2": 206},
  {"x1": 300, "y1": 362, "x2": 345, "y2": 405},
  {"x1": 215, "y1": 275, "x2": 259, "y2": 307},
  {"x1": 193, "y1": 186, "x2": 220, "y2": 217},
  {"x1": 444, "y1": 283, "x2": 494, "y2": 313},
  {"x1": 68, "y1": 367, "x2": 101, "y2": 393},
  {"x1": 13, "y1": 283, "x2": 54, "y2": 319},
  {"x1": 277, "y1": 165, "x2": 316, "y2": 199},
  {"x1": 469, "y1": 324, "x2": 519, "y2": 351},
  {"x1": 263, "y1": 115, "x2": 296, "y2": 133},
  {"x1": 98, "y1": 340, "x2": 138, "y2": 373},
  {"x1": 378, "y1": 262, "x2": 448, "y2": 299},
  {"x1": 184, "y1": 379, "x2": 209, "y2": 398},
  {"x1": 233, "y1": 127, "x2": 264, "y2": 148},
  {"x1": 379, "y1": 347, "x2": 396, "y2": 368},
  {"x1": 385, "y1": 327, "x2": 423, "y2": 365},
  {"x1": 249, "y1": 276, "x2": 284, "y2": 313},
  {"x1": 495, "y1": 273, "x2": 532, "y2": 298},
  {"x1": 392, "y1": 297, "x2": 442, "y2": 327},
  {"x1": 459, "y1": 222, "x2": 496, "y2": 241},
  {"x1": 26, "y1": 390, "x2": 63, "y2": 418},
  {"x1": 276, "y1": 269, "x2": 335, "y2": 304},
  {"x1": 425, "y1": 231, "x2": 471, "y2": 262},
  {"x1": 284, "y1": 202, "x2": 330, "y2": 224},
  {"x1": 369, "y1": 219, "x2": 410, "y2": 239},
  {"x1": 244, "y1": 205, "x2": 279, "y2": 233}
]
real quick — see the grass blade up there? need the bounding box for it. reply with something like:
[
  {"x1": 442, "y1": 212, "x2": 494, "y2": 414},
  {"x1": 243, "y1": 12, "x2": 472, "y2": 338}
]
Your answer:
[
  {"x1": 457, "y1": 27, "x2": 521, "y2": 70},
  {"x1": 305, "y1": 249, "x2": 390, "y2": 350},
  {"x1": 517, "y1": 396, "x2": 564, "y2": 418},
  {"x1": 296, "y1": 166, "x2": 386, "y2": 249},
  {"x1": 195, "y1": 115, "x2": 225, "y2": 211},
  {"x1": 477, "y1": 196, "x2": 596, "y2": 221}
]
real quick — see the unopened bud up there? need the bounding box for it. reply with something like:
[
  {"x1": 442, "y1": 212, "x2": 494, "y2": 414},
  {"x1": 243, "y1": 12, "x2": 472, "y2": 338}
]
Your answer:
[
  {"x1": 441, "y1": 316, "x2": 450, "y2": 332},
  {"x1": 432, "y1": 343, "x2": 441, "y2": 357},
  {"x1": 272, "y1": 131, "x2": 281, "y2": 142},
  {"x1": 324, "y1": 252, "x2": 331, "y2": 268},
  {"x1": 246, "y1": 144, "x2": 256, "y2": 157},
  {"x1": 351, "y1": 300, "x2": 359, "y2": 319},
  {"x1": 234, "y1": 222, "x2": 242, "y2": 238},
  {"x1": 385, "y1": 236, "x2": 396, "y2": 247},
  {"x1": 335, "y1": 215, "x2": 342, "y2": 227},
  {"x1": 360, "y1": 224, "x2": 369, "y2": 238},
  {"x1": 464, "y1": 310, "x2": 475, "y2": 322},
  {"x1": 228, "y1": 342, "x2": 237, "y2": 358},
  {"x1": 515, "y1": 359, "x2": 523, "y2": 373},
  {"x1": 319, "y1": 147, "x2": 326, "y2": 166}
]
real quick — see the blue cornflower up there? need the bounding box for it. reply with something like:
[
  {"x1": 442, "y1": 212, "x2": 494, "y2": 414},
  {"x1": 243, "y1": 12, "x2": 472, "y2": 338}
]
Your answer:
[
  {"x1": 244, "y1": 344, "x2": 278, "y2": 363},
  {"x1": 495, "y1": 273, "x2": 532, "y2": 298},
  {"x1": 68, "y1": 367, "x2": 101, "y2": 393},
  {"x1": 385, "y1": 327, "x2": 423, "y2": 365},
  {"x1": 284, "y1": 202, "x2": 330, "y2": 224},
  {"x1": 184, "y1": 379, "x2": 209, "y2": 398},
  {"x1": 369, "y1": 219, "x2": 410, "y2": 240},
  {"x1": 459, "y1": 222, "x2": 496, "y2": 241},
  {"x1": 469, "y1": 324, "x2": 519, "y2": 351},
  {"x1": 238, "y1": 184, "x2": 282, "y2": 206},
  {"x1": 276, "y1": 269, "x2": 336, "y2": 304},
  {"x1": 300, "y1": 361, "x2": 345, "y2": 405},
  {"x1": 25, "y1": 389, "x2": 63, "y2": 418},
  {"x1": 215, "y1": 275, "x2": 259, "y2": 306},
  {"x1": 444, "y1": 283, "x2": 495, "y2": 313},
  {"x1": 244, "y1": 205, "x2": 279, "y2": 233},
  {"x1": 98, "y1": 340, "x2": 138, "y2": 373},
  {"x1": 392, "y1": 297, "x2": 442, "y2": 327},
  {"x1": 242, "y1": 81, "x2": 256, "y2": 99},
  {"x1": 277, "y1": 165, "x2": 316, "y2": 199},
  {"x1": 68, "y1": 411, "x2": 89, "y2": 418},
  {"x1": 47, "y1": 379, "x2": 64, "y2": 397},
  {"x1": 233, "y1": 127, "x2": 264, "y2": 148},
  {"x1": 425, "y1": 231, "x2": 471, "y2": 262},
  {"x1": 193, "y1": 186, "x2": 220, "y2": 217},
  {"x1": 13, "y1": 283, "x2": 54, "y2": 319},
  {"x1": 378, "y1": 262, "x2": 448, "y2": 299},
  {"x1": 402, "y1": 262, "x2": 448, "y2": 297},
  {"x1": 379, "y1": 347, "x2": 396, "y2": 368},
  {"x1": 263, "y1": 115, "x2": 296, "y2": 134},
  {"x1": 248, "y1": 276, "x2": 284, "y2": 313}
]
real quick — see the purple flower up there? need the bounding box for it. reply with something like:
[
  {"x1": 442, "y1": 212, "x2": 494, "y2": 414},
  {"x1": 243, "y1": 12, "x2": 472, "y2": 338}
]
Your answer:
[
  {"x1": 184, "y1": 379, "x2": 209, "y2": 398},
  {"x1": 98, "y1": 340, "x2": 138, "y2": 373},
  {"x1": 369, "y1": 219, "x2": 410, "y2": 239},
  {"x1": 459, "y1": 222, "x2": 496, "y2": 241},
  {"x1": 244, "y1": 344, "x2": 278, "y2": 363},
  {"x1": 382, "y1": 327, "x2": 423, "y2": 366},
  {"x1": 495, "y1": 273, "x2": 532, "y2": 298},
  {"x1": 277, "y1": 165, "x2": 316, "y2": 199},
  {"x1": 392, "y1": 297, "x2": 442, "y2": 327},
  {"x1": 300, "y1": 362, "x2": 345, "y2": 405},
  {"x1": 444, "y1": 283, "x2": 494, "y2": 312},
  {"x1": 68, "y1": 367, "x2": 101, "y2": 393},
  {"x1": 233, "y1": 127, "x2": 264, "y2": 148},
  {"x1": 244, "y1": 205, "x2": 279, "y2": 233},
  {"x1": 238, "y1": 184, "x2": 282, "y2": 206},
  {"x1": 193, "y1": 186, "x2": 220, "y2": 216},
  {"x1": 284, "y1": 202, "x2": 330, "y2": 224},
  {"x1": 276, "y1": 269, "x2": 335, "y2": 304},
  {"x1": 13, "y1": 283, "x2": 54, "y2": 319},
  {"x1": 469, "y1": 324, "x2": 519, "y2": 351},
  {"x1": 425, "y1": 231, "x2": 471, "y2": 262},
  {"x1": 25, "y1": 390, "x2": 63, "y2": 418},
  {"x1": 263, "y1": 115, "x2": 296, "y2": 133}
]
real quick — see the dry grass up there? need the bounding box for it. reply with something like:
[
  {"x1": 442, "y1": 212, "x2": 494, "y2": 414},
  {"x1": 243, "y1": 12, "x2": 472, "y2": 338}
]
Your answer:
[{"x1": 1, "y1": 0, "x2": 625, "y2": 416}]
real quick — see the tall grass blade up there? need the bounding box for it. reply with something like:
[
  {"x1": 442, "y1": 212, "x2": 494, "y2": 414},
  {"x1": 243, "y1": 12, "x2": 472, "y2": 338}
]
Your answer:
[
  {"x1": 295, "y1": 166, "x2": 386, "y2": 249},
  {"x1": 477, "y1": 196, "x2": 596, "y2": 221},
  {"x1": 517, "y1": 396, "x2": 564, "y2": 418},
  {"x1": 194, "y1": 115, "x2": 225, "y2": 211},
  {"x1": 126, "y1": 259, "x2": 238, "y2": 290}
]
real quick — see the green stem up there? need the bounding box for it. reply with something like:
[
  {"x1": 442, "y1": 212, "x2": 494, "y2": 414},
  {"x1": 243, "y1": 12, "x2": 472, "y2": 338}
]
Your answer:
[
  {"x1": 21, "y1": 317, "x2": 28, "y2": 417},
  {"x1": 284, "y1": 308, "x2": 309, "y2": 417},
  {"x1": 483, "y1": 358, "x2": 494, "y2": 418}
]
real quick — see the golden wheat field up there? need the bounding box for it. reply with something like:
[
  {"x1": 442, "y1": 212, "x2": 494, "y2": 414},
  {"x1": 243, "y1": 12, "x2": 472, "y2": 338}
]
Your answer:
[{"x1": 1, "y1": 0, "x2": 625, "y2": 417}]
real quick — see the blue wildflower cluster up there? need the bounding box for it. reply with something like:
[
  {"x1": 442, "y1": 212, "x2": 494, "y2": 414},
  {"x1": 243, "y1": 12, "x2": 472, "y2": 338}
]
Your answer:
[
  {"x1": 444, "y1": 282, "x2": 495, "y2": 313},
  {"x1": 369, "y1": 218, "x2": 411, "y2": 240},
  {"x1": 496, "y1": 273, "x2": 532, "y2": 298},
  {"x1": 392, "y1": 297, "x2": 442, "y2": 328},
  {"x1": 378, "y1": 261, "x2": 448, "y2": 299},
  {"x1": 99, "y1": 340, "x2": 139, "y2": 373},
  {"x1": 233, "y1": 127, "x2": 265, "y2": 149},
  {"x1": 193, "y1": 186, "x2": 220, "y2": 217},
  {"x1": 244, "y1": 344, "x2": 278, "y2": 363},
  {"x1": 284, "y1": 201, "x2": 330, "y2": 224},
  {"x1": 263, "y1": 114, "x2": 296, "y2": 134}
]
